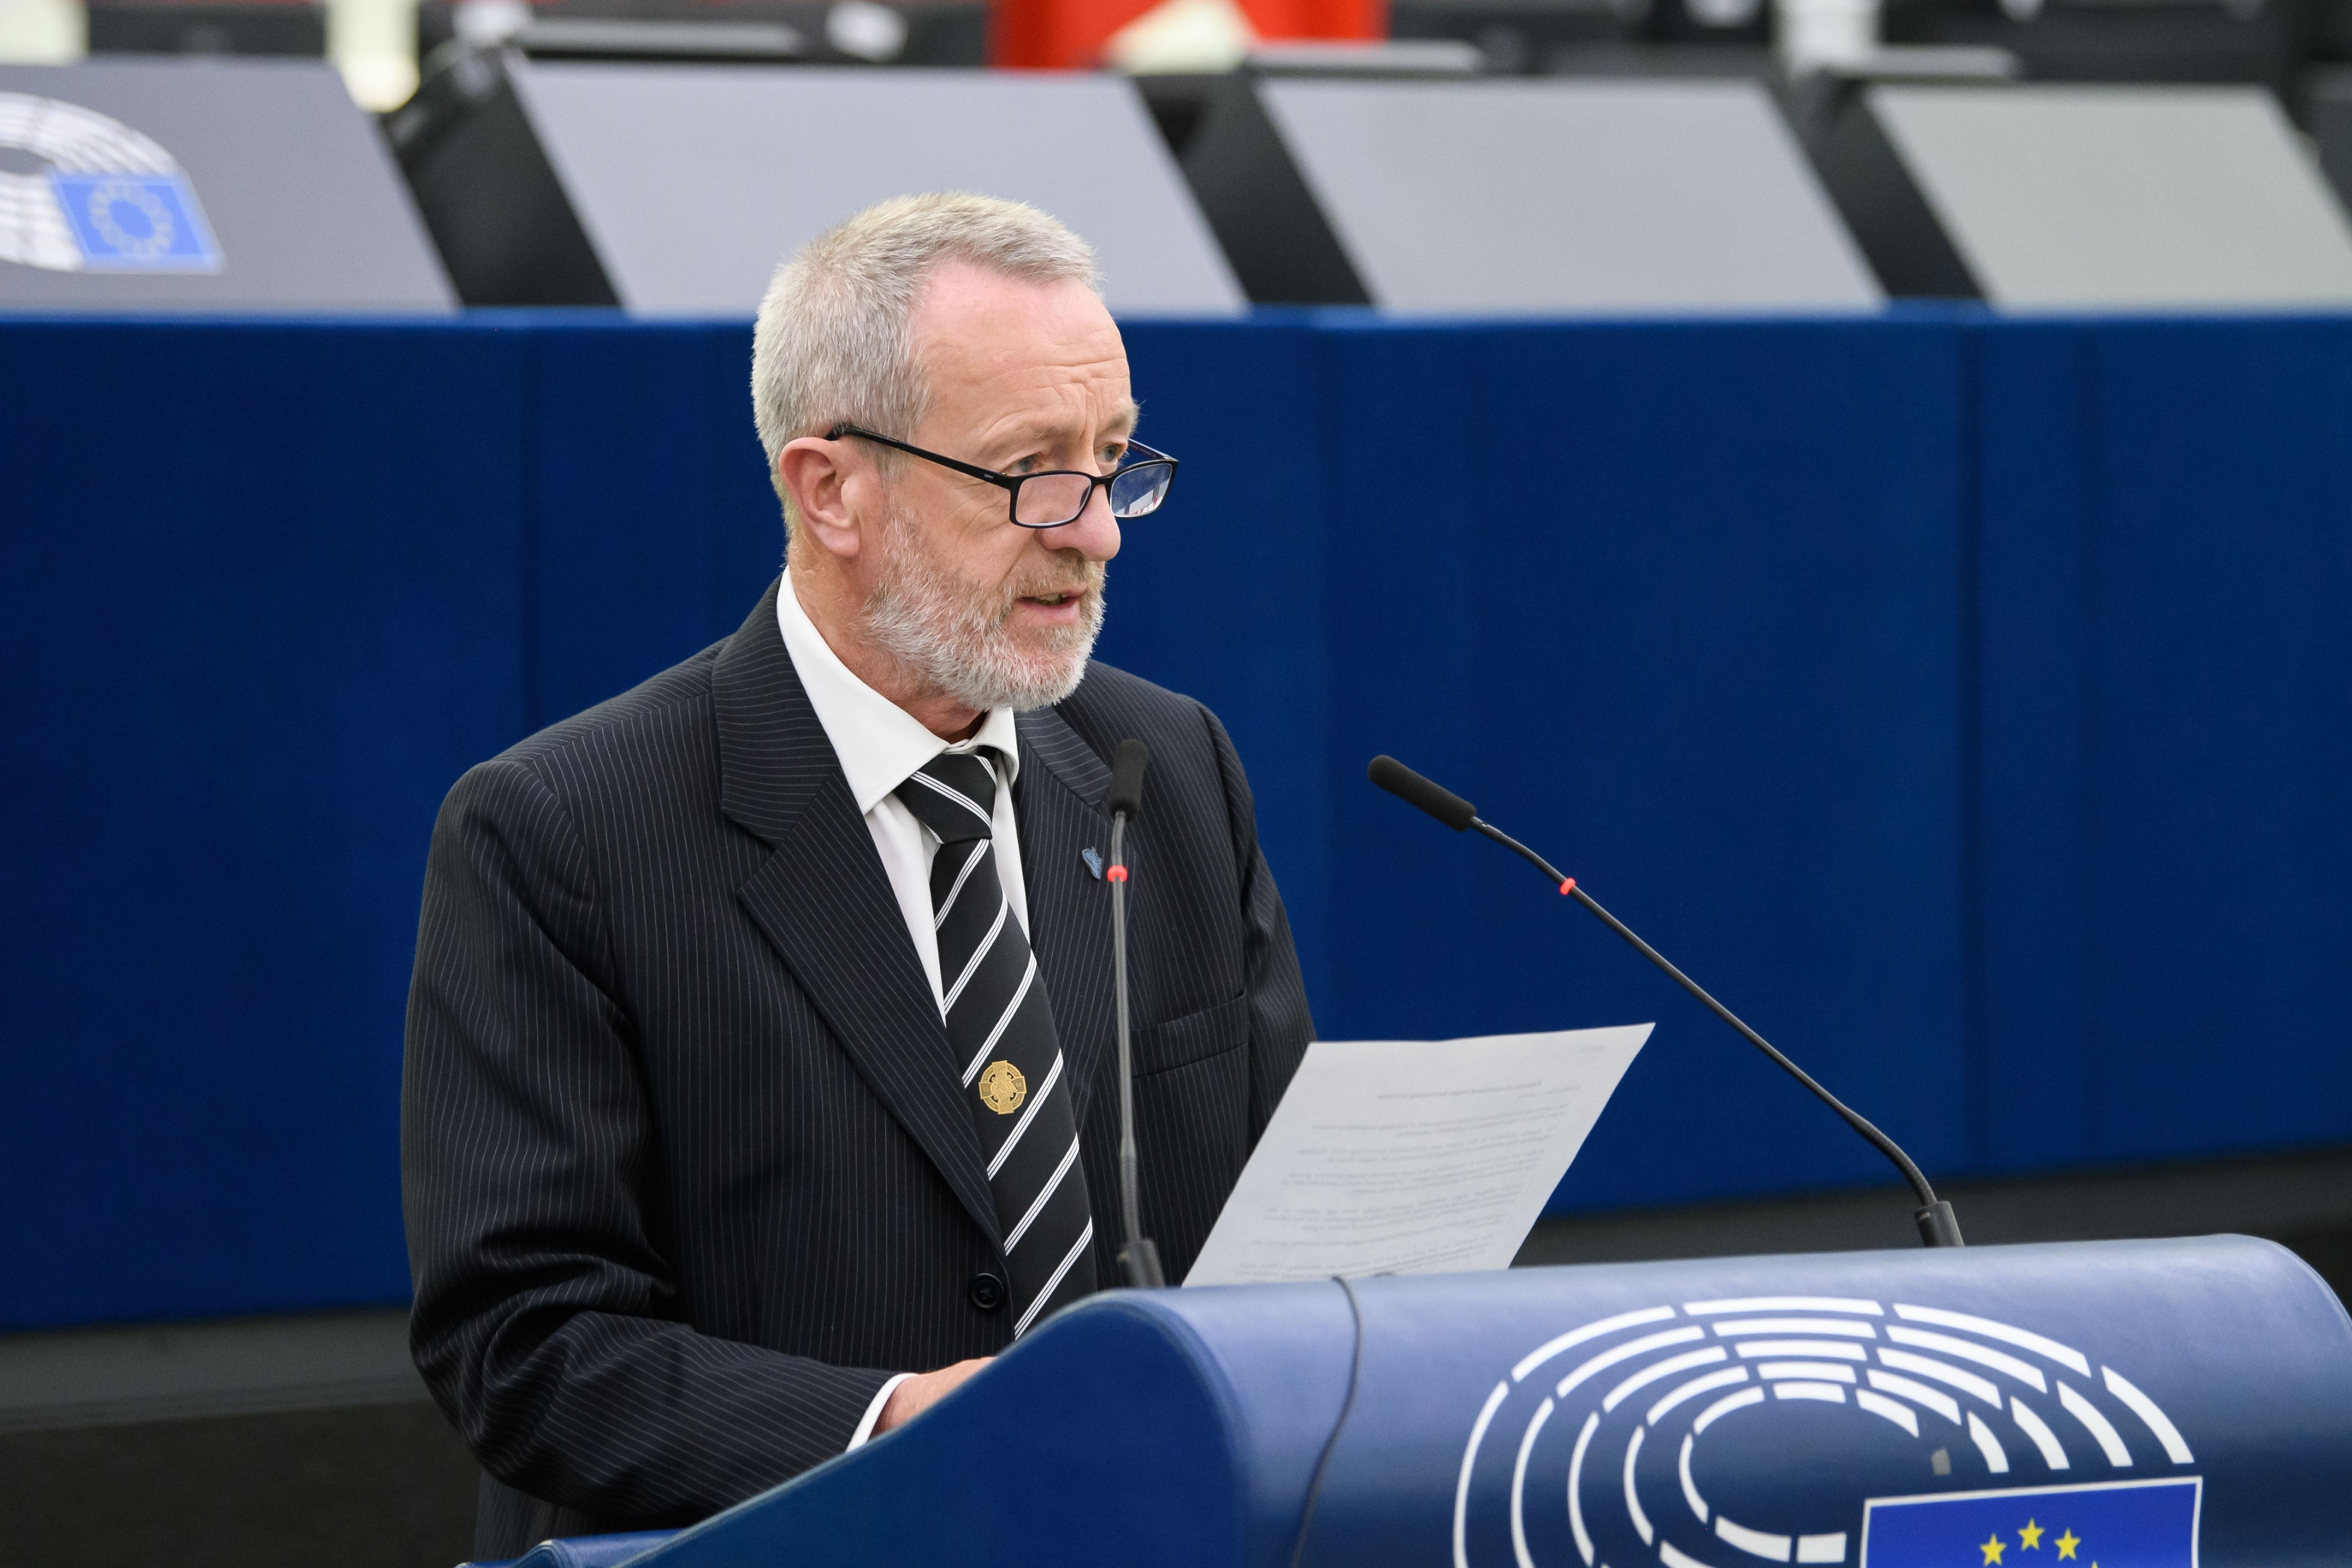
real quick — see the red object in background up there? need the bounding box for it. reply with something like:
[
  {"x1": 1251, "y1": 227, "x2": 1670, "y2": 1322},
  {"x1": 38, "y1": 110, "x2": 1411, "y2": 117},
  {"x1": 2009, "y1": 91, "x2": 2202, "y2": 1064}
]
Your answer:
[{"x1": 991, "y1": 0, "x2": 1382, "y2": 69}]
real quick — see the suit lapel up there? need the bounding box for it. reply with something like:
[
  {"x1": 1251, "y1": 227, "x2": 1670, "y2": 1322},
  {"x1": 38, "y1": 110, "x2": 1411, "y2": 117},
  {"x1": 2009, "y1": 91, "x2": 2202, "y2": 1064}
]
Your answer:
[
  {"x1": 714, "y1": 581, "x2": 999, "y2": 1246},
  {"x1": 1015, "y1": 705, "x2": 1117, "y2": 1129}
]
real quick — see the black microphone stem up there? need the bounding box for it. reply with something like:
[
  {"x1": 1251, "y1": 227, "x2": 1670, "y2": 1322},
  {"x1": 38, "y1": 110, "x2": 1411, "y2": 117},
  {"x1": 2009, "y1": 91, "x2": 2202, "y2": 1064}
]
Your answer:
[
  {"x1": 1468, "y1": 816, "x2": 1962, "y2": 1248},
  {"x1": 1105, "y1": 734, "x2": 1166, "y2": 1287},
  {"x1": 1110, "y1": 810, "x2": 1153, "y2": 1279}
]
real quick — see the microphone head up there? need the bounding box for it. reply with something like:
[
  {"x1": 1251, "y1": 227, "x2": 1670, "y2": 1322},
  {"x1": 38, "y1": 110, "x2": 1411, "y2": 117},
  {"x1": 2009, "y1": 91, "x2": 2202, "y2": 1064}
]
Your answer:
[
  {"x1": 1107, "y1": 739, "x2": 1150, "y2": 821},
  {"x1": 1367, "y1": 755, "x2": 1477, "y2": 831}
]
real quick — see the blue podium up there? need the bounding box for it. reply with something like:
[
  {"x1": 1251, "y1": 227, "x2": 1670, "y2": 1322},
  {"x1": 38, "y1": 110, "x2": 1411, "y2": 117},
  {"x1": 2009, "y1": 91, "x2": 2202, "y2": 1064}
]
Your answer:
[{"x1": 513, "y1": 1236, "x2": 2352, "y2": 1567}]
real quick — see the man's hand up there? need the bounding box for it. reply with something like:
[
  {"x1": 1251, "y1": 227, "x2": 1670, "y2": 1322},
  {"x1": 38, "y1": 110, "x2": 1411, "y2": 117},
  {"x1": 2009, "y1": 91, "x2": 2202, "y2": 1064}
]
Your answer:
[{"x1": 875, "y1": 1357, "x2": 991, "y2": 1435}]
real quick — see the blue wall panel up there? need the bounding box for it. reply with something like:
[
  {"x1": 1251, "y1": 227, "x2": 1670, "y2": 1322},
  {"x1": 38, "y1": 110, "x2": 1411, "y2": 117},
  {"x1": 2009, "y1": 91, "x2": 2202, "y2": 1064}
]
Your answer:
[
  {"x1": 0, "y1": 320, "x2": 529, "y2": 1329},
  {"x1": 1975, "y1": 321, "x2": 2096, "y2": 1170},
  {"x1": 1299, "y1": 320, "x2": 1971, "y2": 1212},
  {"x1": 3, "y1": 310, "x2": 2349, "y2": 1330},
  {"x1": 1097, "y1": 320, "x2": 1336, "y2": 1006},
  {"x1": 529, "y1": 319, "x2": 780, "y2": 730},
  {"x1": 1315, "y1": 323, "x2": 1487, "y2": 1046},
  {"x1": 1974, "y1": 319, "x2": 2352, "y2": 1170},
  {"x1": 1484, "y1": 319, "x2": 1968, "y2": 1212},
  {"x1": 2084, "y1": 321, "x2": 2352, "y2": 1160},
  {"x1": 1972, "y1": 320, "x2": 2352, "y2": 1176}
]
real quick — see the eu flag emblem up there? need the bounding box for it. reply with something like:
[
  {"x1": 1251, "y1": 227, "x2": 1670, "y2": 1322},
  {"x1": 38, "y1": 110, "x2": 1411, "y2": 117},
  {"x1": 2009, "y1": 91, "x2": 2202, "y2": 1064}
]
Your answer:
[
  {"x1": 49, "y1": 172, "x2": 222, "y2": 273},
  {"x1": 1862, "y1": 1478, "x2": 2199, "y2": 1566}
]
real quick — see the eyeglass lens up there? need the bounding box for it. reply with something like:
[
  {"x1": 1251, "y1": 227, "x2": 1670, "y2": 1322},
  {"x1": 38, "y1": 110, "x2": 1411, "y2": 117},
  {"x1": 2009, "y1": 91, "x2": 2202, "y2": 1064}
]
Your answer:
[{"x1": 1010, "y1": 462, "x2": 1175, "y2": 527}]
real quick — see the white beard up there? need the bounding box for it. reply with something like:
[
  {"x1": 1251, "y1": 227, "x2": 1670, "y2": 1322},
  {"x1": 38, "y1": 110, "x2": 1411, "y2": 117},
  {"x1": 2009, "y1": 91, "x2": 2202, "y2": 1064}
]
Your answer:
[{"x1": 862, "y1": 504, "x2": 1107, "y2": 712}]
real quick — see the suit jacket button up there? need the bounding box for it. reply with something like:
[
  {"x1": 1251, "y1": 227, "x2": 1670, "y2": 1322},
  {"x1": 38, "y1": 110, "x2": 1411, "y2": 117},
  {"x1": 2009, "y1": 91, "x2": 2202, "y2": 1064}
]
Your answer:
[{"x1": 968, "y1": 1271, "x2": 1006, "y2": 1311}]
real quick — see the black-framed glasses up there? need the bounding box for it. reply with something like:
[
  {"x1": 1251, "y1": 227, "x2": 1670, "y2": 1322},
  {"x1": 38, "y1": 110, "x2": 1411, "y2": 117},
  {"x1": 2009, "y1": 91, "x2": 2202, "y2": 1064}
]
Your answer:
[{"x1": 826, "y1": 422, "x2": 1179, "y2": 528}]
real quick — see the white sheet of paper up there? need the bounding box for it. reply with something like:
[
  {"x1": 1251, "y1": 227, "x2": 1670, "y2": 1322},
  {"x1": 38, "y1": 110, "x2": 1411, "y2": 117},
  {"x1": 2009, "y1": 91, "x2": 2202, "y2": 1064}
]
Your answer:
[{"x1": 1182, "y1": 1023, "x2": 1652, "y2": 1286}]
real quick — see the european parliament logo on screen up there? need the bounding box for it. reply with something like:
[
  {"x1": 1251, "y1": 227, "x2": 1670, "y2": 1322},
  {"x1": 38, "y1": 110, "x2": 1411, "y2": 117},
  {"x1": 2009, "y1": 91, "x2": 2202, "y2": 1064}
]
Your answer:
[
  {"x1": 1863, "y1": 1478, "x2": 2200, "y2": 1567},
  {"x1": 0, "y1": 92, "x2": 224, "y2": 274}
]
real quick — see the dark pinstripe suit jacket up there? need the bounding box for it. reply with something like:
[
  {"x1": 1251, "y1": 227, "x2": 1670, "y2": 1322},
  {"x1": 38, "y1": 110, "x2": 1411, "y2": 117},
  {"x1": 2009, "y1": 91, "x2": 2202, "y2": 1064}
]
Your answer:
[{"x1": 402, "y1": 580, "x2": 1313, "y2": 1556}]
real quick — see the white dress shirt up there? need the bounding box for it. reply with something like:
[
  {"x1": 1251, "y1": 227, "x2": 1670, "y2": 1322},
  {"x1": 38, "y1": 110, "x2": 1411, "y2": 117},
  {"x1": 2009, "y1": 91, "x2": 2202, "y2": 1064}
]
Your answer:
[
  {"x1": 774, "y1": 576, "x2": 1028, "y2": 1449},
  {"x1": 775, "y1": 577, "x2": 1032, "y2": 996}
]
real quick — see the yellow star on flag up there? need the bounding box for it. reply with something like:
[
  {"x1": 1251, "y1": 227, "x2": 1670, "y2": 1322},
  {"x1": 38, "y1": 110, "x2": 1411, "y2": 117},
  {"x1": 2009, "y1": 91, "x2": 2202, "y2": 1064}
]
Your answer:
[
  {"x1": 1981, "y1": 1534, "x2": 2007, "y2": 1566},
  {"x1": 2056, "y1": 1529, "x2": 2081, "y2": 1560},
  {"x1": 2019, "y1": 1520, "x2": 2045, "y2": 1550}
]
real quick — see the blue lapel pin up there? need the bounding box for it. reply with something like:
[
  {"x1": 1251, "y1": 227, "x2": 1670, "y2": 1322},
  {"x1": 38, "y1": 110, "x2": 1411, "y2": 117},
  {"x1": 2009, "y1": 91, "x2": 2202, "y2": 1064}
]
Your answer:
[{"x1": 1081, "y1": 847, "x2": 1104, "y2": 880}]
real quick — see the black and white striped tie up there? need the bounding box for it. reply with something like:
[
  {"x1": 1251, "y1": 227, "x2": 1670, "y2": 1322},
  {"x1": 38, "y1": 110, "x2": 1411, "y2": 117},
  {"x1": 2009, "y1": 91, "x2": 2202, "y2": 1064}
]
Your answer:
[{"x1": 896, "y1": 751, "x2": 1097, "y2": 1337}]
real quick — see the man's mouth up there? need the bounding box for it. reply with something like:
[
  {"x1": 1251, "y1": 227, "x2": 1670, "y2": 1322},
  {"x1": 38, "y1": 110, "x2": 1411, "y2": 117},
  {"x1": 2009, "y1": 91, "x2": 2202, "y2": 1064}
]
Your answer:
[{"x1": 1019, "y1": 590, "x2": 1081, "y2": 607}]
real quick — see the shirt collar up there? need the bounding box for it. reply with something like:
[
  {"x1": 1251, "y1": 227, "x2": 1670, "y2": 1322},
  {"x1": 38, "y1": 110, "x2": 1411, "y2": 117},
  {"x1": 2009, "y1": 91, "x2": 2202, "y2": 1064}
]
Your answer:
[{"x1": 776, "y1": 572, "x2": 1021, "y2": 817}]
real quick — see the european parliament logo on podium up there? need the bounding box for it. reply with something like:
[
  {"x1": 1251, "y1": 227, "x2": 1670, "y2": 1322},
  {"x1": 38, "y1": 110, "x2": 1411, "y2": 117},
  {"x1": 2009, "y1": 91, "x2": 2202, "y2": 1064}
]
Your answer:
[
  {"x1": 1862, "y1": 1478, "x2": 2200, "y2": 1566},
  {"x1": 565, "y1": 1236, "x2": 2336, "y2": 1568},
  {"x1": 1455, "y1": 1292, "x2": 2209, "y2": 1568}
]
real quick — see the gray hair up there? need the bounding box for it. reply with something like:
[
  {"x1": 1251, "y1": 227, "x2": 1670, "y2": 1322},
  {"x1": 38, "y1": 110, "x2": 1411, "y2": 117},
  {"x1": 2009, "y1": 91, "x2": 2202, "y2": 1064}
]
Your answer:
[{"x1": 751, "y1": 193, "x2": 1103, "y2": 529}]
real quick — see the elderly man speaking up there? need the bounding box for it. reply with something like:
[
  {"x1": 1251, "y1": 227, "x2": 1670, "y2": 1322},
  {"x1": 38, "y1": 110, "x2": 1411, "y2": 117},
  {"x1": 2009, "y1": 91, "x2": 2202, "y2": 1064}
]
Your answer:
[{"x1": 401, "y1": 193, "x2": 1314, "y2": 1556}]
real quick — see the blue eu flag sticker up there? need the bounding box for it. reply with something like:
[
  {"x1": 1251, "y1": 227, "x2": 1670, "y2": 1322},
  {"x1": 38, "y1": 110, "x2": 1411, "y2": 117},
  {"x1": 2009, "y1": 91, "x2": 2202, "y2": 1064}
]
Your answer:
[
  {"x1": 1863, "y1": 1478, "x2": 2199, "y2": 1567},
  {"x1": 50, "y1": 172, "x2": 222, "y2": 273}
]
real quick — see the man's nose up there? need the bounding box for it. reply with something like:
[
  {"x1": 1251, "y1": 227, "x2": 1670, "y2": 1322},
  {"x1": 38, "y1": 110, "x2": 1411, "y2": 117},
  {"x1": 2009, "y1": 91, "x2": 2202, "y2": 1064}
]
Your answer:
[{"x1": 1036, "y1": 484, "x2": 1121, "y2": 561}]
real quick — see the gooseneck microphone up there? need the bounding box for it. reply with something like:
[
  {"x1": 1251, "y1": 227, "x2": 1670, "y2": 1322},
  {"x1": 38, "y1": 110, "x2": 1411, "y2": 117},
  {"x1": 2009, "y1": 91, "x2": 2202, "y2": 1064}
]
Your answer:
[
  {"x1": 1106, "y1": 740, "x2": 1166, "y2": 1287},
  {"x1": 1366, "y1": 755, "x2": 1964, "y2": 1249}
]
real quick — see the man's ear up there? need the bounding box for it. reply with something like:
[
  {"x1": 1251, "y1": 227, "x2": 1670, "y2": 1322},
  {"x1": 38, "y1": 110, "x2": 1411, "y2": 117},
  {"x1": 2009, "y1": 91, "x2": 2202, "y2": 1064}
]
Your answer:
[{"x1": 778, "y1": 436, "x2": 866, "y2": 560}]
